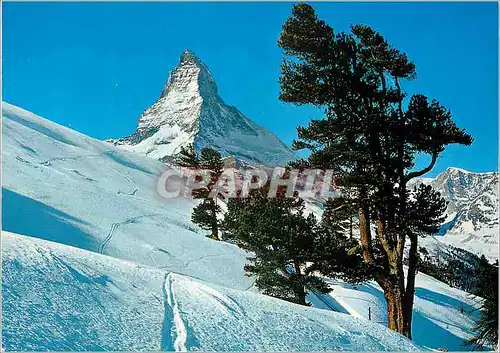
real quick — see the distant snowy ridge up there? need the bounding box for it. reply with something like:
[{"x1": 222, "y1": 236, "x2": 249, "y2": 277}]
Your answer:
[
  {"x1": 107, "y1": 50, "x2": 296, "y2": 166},
  {"x1": 409, "y1": 167, "x2": 499, "y2": 261}
]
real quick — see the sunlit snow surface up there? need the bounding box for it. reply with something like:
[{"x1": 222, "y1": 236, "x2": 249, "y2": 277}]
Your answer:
[
  {"x1": 319, "y1": 271, "x2": 482, "y2": 351},
  {"x1": 2, "y1": 102, "x2": 251, "y2": 291},
  {"x1": 3, "y1": 232, "x2": 424, "y2": 351},
  {"x1": 1, "y1": 102, "x2": 482, "y2": 351}
]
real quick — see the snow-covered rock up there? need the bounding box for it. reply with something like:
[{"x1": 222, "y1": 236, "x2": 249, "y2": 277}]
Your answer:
[
  {"x1": 409, "y1": 167, "x2": 499, "y2": 261},
  {"x1": 107, "y1": 50, "x2": 296, "y2": 166}
]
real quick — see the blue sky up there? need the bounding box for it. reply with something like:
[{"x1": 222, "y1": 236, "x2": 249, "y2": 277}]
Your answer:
[{"x1": 3, "y1": 2, "x2": 498, "y2": 176}]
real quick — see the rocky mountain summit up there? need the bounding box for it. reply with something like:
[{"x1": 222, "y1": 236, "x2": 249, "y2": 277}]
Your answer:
[
  {"x1": 107, "y1": 50, "x2": 296, "y2": 166},
  {"x1": 410, "y1": 167, "x2": 499, "y2": 261}
]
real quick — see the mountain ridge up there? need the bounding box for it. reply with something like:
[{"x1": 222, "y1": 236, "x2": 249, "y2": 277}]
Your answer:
[
  {"x1": 107, "y1": 50, "x2": 296, "y2": 166},
  {"x1": 409, "y1": 167, "x2": 499, "y2": 261}
]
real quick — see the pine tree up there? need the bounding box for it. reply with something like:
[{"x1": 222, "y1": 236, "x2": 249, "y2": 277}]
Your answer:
[
  {"x1": 473, "y1": 256, "x2": 497, "y2": 298},
  {"x1": 466, "y1": 258, "x2": 498, "y2": 350},
  {"x1": 315, "y1": 195, "x2": 373, "y2": 284},
  {"x1": 175, "y1": 145, "x2": 224, "y2": 240},
  {"x1": 322, "y1": 196, "x2": 357, "y2": 239},
  {"x1": 175, "y1": 144, "x2": 200, "y2": 168},
  {"x1": 222, "y1": 179, "x2": 367, "y2": 305},
  {"x1": 277, "y1": 3, "x2": 472, "y2": 338},
  {"x1": 222, "y1": 183, "x2": 358, "y2": 306}
]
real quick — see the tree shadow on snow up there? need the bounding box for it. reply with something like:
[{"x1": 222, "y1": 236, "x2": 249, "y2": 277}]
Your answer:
[
  {"x1": 2, "y1": 188, "x2": 98, "y2": 251},
  {"x1": 415, "y1": 288, "x2": 476, "y2": 316},
  {"x1": 412, "y1": 288, "x2": 477, "y2": 351},
  {"x1": 323, "y1": 280, "x2": 476, "y2": 351},
  {"x1": 412, "y1": 309, "x2": 471, "y2": 351}
]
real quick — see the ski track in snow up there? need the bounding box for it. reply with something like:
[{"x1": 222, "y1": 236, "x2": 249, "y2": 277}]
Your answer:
[
  {"x1": 39, "y1": 153, "x2": 105, "y2": 166},
  {"x1": 106, "y1": 162, "x2": 167, "y2": 208},
  {"x1": 40, "y1": 149, "x2": 142, "y2": 199},
  {"x1": 181, "y1": 253, "x2": 230, "y2": 268},
  {"x1": 162, "y1": 273, "x2": 188, "y2": 352},
  {"x1": 117, "y1": 175, "x2": 139, "y2": 196},
  {"x1": 98, "y1": 213, "x2": 164, "y2": 254},
  {"x1": 107, "y1": 161, "x2": 140, "y2": 197},
  {"x1": 196, "y1": 284, "x2": 246, "y2": 318},
  {"x1": 33, "y1": 148, "x2": 169, "y2": 257},
  {"x1": 98, "y1": 223, "x2": 119, "y2": 254}
]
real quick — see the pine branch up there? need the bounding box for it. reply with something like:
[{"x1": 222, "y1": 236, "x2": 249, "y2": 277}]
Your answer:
[{"x1": 404, "y1": 152, "x2": 438, "y2": 182}]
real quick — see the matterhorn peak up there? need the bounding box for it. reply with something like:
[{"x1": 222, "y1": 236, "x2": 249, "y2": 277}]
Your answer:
[
  {"x1": 179, "y1": 49, "x2": 202, "y2": 65},
  {"x1": 108, "y1": 51, "x2": 296, "y2": 166},
  {"x1": 159, "y1": 49, "x2": 217, "y2": 100}
]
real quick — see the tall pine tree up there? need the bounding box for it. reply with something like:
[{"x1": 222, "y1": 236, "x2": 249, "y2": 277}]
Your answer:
[
  {"x1": 277, "y1": 3, "x2": 472, "y2": 338},
  {"x1": 175, "y1": 145, "x2": 224, "y2": 240}
]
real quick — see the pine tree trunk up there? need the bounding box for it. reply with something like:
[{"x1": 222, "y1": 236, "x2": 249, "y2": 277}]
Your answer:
[
  {"x1": 292, "y1": 264, "x2": 308, "y2": 306},
  {"x1": 403, "y1": 236, "x2": 418, "y2": 339},
  {"x1": 210, "y1": 200, "x2": 218, "y2": 240},
  {"x1": 358, "y1": 202, "x2": 409, "y2": 337},
  {"x1": 296, "y1": 285, "x2": 308, "y2": 306},
  {"x1": 381, "y1": 279, "x2": 405, "y2": 334},
  {"x1": 359, "y1": 206, "x2": 374, "y2": 264}
]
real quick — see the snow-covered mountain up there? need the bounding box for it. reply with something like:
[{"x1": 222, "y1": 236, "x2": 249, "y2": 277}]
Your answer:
[
  {"x1": 409, "y1": 167, "x2": 499, "y2": 261},
  {"x1": 2, "y1": 101, "x2": 483, "y2": 351},
  {"x1": 107, "y1": 50, "x2": 296, "y2": 166}
]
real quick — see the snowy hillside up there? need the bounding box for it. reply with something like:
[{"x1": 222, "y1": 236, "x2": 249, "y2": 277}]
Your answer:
[
  {"x1": 2, "y1": 101, "x2": 251, "y2": 290},
  {"x1": 1, "y1": 101, "x2": 484, "y2": 351},
  {"x1": 3, "y1": 232, "x2": 423, "y2": 351},
  {"x1": 409, "y1": 167, "x2": 499, "y2": 261},
  {"x1": 107, "y1": 50, "x2": 296, "y2": 166},
  {"x1": 321, "y1": 270, "x2": 482, "y2": 351}
]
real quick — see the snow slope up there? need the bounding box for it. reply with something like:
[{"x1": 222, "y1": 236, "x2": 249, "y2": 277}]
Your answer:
[
  {"x1": 2, "y1": 101, "x2": 251, "y2": 291},
  {"x1": 107, "y1": 50, "x2": 296, "y2": 166},
  {"x1": 319, "y1": 271, "x2": 482, "y2": 352},
  {"x1": 2, "y1": 232, "x2": 423, "y2": 352},
  {"x1": 1, "y1": 101, "x2": 484, "y2": 351}
]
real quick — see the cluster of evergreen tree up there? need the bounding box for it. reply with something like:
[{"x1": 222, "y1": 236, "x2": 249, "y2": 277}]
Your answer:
[
  {"x1": 222, "y1": 182, "x2": 367, "y2": 305},
  {"x1": 177, "y1": 3, "x2": 481, "y2": 343},
  {"x1": 417, "y1": 246, "x2": 479, "y2": 293},
  {"x1": 175, "y1": 144, "x2": 224, "y2": 240}
]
